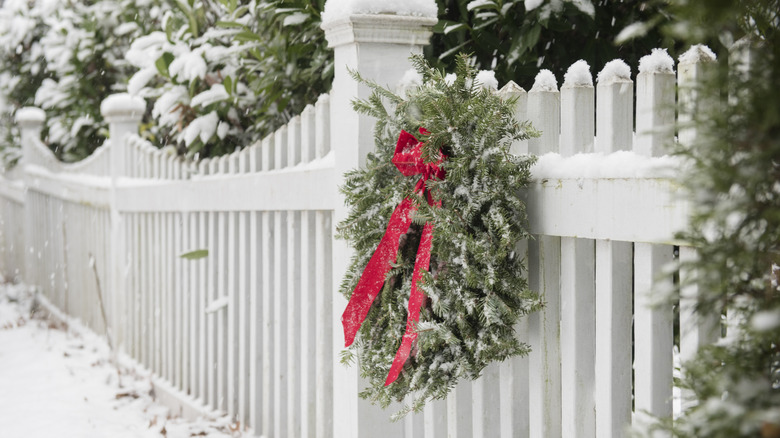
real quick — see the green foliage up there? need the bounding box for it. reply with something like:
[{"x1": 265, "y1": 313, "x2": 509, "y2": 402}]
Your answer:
[
  {"x1": 430, "y1": 0, "x2": 680, "y2": 89},
  {"x1": 0, "y1": 0, "x2": 52, "y2": 165},
  {"x1": 628, "y1": 1, "x2": 780, "y2": 436},
  {"x1": 130, "y1": 0, "x2": 332, "y2": 158},
  {"x1": 338, "y1": 54, "x2": 542, "y2": 417}
]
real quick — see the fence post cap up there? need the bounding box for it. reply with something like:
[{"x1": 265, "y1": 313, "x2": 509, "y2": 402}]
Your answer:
[
  {"x1": 101, "y1": 93, "x2": 145, "y2": 122},
  {"x1": 321, "y1": 14, "x2": 437, "y2": 48},
  {"x1": 15, "y1": 107, "x2": 46, "y2": 127}
]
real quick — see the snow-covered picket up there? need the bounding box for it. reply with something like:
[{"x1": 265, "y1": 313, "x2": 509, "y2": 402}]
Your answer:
[
  {"x1": 0, "y1": 281, "x2": 247, "y2": 438},
  {"x1": 338, "y1": 55, "x2": 541, "y2": 417}
]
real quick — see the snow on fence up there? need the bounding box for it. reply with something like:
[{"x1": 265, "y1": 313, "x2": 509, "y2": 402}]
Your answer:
[{"x1": 0, "y1": 12, "x2": 726, "y2": 438}]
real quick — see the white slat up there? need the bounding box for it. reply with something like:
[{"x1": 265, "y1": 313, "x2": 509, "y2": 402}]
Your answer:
[
  {"x1": 198, "y1": 210, "x2": 208, "y2": 403},
  {"x1": 287, "y1": 211, "x2": 301, "y2": 438},
  {"x1": 561, "y1": 69, "x2": 595, "y2": 156},
  {"x1": 273, "y1": 209, "x2": 288, "y2": 438},
  {"x1": 238, "y1": 211, "x2": 249, "y2": 426},
  {"x1": 472, "y1": 363, "x2": 501, "y2": 438},
  {"x1": 314, "y1": 211, "x2": 333, "y2": 438},
  {"x1": 446, "y1": 379, "x2": 472, "y2": 438},
  {"x1": 315, "y1": 94, "x2": 331, "y2": 158},
  {"x1": 249, "y1": 210, "x2": 262, "y2": 433},
  {"x1": 633, "y1": 243, "x2": 674, "y2": 425},
  {"x1": 634, "y1": 69, "x2": 675, "y2": 157},
  {"x1": 527, "y1": 85, "x2": 560, "y2": 155},
  {"x1": 423, "y1": 398, "x2": 447, "y2": 438},
  {"x1": 217, "y1": 211, "x2": 228, "y2": 413},
  {"x1": 261, "y1": 211, "x2": 275, "y2": 438},
  {"x1": 498, "y1": 81, "x2": 528, "y2": 155},
  {"x1": 207, "y1": 211, "x2": 217, "y2": 409},
  {"x1": 227, "y1": 210, "x2": 238, "y2": 417},
  {"x1": 594, "y1": 240, "x2": 633, "y2": 437},
  {"x1": 560, "y1": 237, "x2": 596, "y2": 438},
  {"x1": 300, "y1": 211, "x2": 316, "y2": 437},
  {"x1": 527, "y1": 235, "x2": 562, "y2": 438},
  {"x1": 595, "y1": 65, "x2": 633, "y2": 153}
]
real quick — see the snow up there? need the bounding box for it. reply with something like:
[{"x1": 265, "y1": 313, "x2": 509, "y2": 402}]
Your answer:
[
  {"x1": 679, "y1": 44, "x2": 717, "y2": 65},
  {"x1": 168, "y1": 50, "x2": 207, "y2": 82},
  {"x1": 0, "y1": 282, "x2": 244, "y2": 438},
  {"x1": 205, "y1": 296, "x2": 229, "y2": 313},
  {"x1": 525, "y1": 0, "x2": 544, "y2": 11},
  {"x1": 282, "y1": 12, "x2": 309, "y2": 27},
  {"x1": 15, "y1": 107, "x2": 46, "y2": 124},
  {"x1": 530, "y1": 69, "x2": 558, "y2": 92},
  {"x1": 475, "y1": 70, "x2": 498, "y2": 90},
  {"x1": 152, "y1": 86, "x2": 188, "y2": 127},
  {"x1": 191, "y1": 84, "x2": 229, "y2": 108},
  {"x1": 615, "y1": 21, "x2": 650, "y2": 44},
  {"x1": 398, "y1": 68, "x2": 423, "y2": 90},
  {"x1": 532, "y1": 151, "x2": 681, "y2": 179},
  {"x1": 597, "y1": 59, "x2": 631, "y2": 84},
  {"x1": 128, "y1": 67, "x2": 157, "y2": 96},
  {"x1": 100, "y1": 93, "x2": 145, "y2": 117},
  {"x1": 570, "y1": 0, "x2": 594, "y2": 16},
  {"x1": 638, "y1": 48, "x2": 675, "y2": 74},
  {"x1": 750, "y1": 309, "x2": 780, "y2": 332},
  {"x1": 321, "y1": 0, "x2": 438, "y2": 24},
  {"x1": 563, "y1": 60, "x2": 592, "y2": 87},
  {"x1": 444, "y1": 73, "x2": 457, "y2": 86},
  {"x1": 467, "y1": 0, "x2": 493, "y2": 12},
  {"x1": 182, "y1": 111, "x2": 219, "y2": 146}
]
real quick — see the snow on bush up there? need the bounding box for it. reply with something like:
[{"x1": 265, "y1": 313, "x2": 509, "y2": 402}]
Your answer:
[{"x1": 127, "y1": 0, "x2": 333, "y2": 158}]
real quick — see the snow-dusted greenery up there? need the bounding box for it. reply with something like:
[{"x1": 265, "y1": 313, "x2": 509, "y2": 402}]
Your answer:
[
  {"x1": 338, "y1": 54, "x2": 541, "y2": 417},
  {"x1": 0, "y1": 0, "x2": 53, "y2": 165},
  {"x1": 0, "y1": 0, "x2": 161, "y2": 162},
  {"x1": 629, "y1": 1, "x2": 780, "y2": 436},
  {"x1": 0, "y1": 0, "x2": 331, "y2": 162},
  {"x1": 127, "y1": 0, "x2": 331, "y2": 158},
  {"x1": 36, "y1": 0, "x2": 163, "y2": 161}
]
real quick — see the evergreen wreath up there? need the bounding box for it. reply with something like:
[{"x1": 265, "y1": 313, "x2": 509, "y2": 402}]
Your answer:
[{"x1": 337, "y1": 54, "x2": 542, "y2": 417}]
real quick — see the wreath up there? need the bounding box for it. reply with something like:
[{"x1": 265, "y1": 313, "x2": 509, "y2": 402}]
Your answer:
[{"x1": 337, "y1": 54, "x2": 542, "y2": 417}]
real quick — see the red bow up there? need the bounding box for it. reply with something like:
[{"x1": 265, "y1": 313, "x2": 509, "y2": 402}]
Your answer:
[{"x1": 342, "y1": 128, "x2": 445, "y2": 386}]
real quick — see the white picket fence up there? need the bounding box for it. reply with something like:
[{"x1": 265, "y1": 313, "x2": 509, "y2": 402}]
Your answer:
[{"x1": 0, "y1": 13, "x2": 726, "y2": 438}]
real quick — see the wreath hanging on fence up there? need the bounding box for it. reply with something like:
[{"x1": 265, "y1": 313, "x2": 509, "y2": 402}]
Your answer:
[{"x1": 337, "y1": 54, "x2": 543, "y2": 417}]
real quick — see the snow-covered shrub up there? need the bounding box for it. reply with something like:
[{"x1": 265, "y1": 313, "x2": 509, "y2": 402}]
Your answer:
[
  {"x1": 127, "y1": 0, "x2": 332, "y2": 158},
  {"x1": 126, "y1": 0, "x2": 255, "y2": 158},
  {"x1": 0, "y1": 0, "x2": 56, "y2": 166},
  {"x1": 34, "y1": 0, "x2": 163, "y2": 161}
]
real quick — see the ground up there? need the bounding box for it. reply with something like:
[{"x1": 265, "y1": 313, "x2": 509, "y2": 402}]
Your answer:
[{"x1": 0, "y1": 281, "x2": 247, "y2": 438}]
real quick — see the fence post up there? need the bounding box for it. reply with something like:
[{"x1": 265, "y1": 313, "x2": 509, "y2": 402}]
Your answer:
[
  {"x1": 15, "y1": 107, "x2": 46, "y2": 167},
  {"x1": 15, "y1": 107, "x2": 46, "y2": 285},
  {"x1": 101, "y1": 93, "x2": 145, "y2": 353},
  {"x1": 322, "y1": 10, "x2": 437, "y2": 438}
]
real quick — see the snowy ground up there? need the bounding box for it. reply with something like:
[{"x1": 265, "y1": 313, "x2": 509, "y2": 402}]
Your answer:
[{"x1": 0, "y1": 281, "x2": 246, "y2": 438}]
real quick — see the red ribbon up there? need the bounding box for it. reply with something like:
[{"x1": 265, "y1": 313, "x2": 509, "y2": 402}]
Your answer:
[{"x1": 342, "y1": 128, "x2": 445, "y2": 386}]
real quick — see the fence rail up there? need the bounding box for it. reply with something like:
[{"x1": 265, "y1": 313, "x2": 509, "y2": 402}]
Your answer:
[{"x1": 0, "y1": 12, "x2": 726, "y2": 438}]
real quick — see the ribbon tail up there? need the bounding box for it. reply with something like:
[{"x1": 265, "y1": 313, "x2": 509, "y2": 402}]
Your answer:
[
  {"x1": 385, "y1": 221, "x2": 434, "y2": 386},
  {"x1": 342, "y1": 198, "x2": 416, "y2": 347}
]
